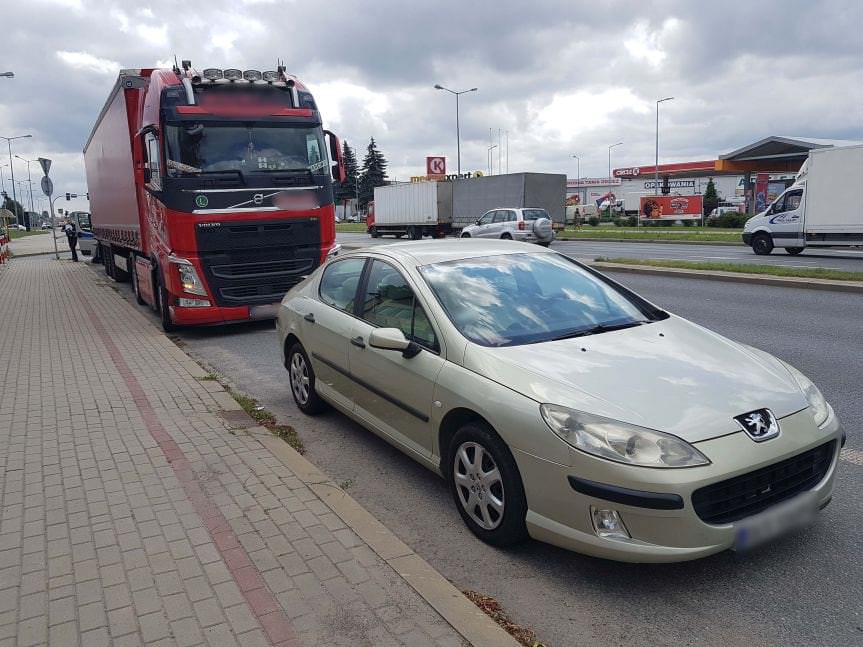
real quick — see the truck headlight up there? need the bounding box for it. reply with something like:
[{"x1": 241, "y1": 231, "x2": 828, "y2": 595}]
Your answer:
[
  {"x1": 782, "y1": 362, "x2": 829, "y2": 427},
  {"x1": 540, "y1": 404, "x2": 710, "y2": 468},
  {"x1": 170, "y1": 256, "x2": 207, "y2": 296}
]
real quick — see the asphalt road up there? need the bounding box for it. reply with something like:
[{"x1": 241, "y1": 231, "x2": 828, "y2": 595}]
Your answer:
[
  {"x1": 337, "y1": 232, "x2": 863, "y2": 272},
  {"x1": 101, "y1": 262, "x2": 863, "y2": 647}
]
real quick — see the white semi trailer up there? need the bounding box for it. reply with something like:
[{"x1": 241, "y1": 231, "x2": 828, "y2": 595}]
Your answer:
[{"x1": 742, "y1": 144, "x2": 863, "y2": 255}]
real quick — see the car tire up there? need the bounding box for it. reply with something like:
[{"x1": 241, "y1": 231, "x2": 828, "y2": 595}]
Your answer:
[
  {"x1": 752, "y1": 233, "x2": 774, "y2": 255},
  {"x1": 286, "y1": 343, "x2": 328, "y2": 415},
  {"x1": 460, "y1": 232, "x2": 471, "y2": 238},
  {"x1": 785, "y1": 247, "x2": 804, "y2": 255},
  {"x1": 538, "y1": 241, "x2": 551, "y2": 247},
  {"x1": 447, "y1": 422, "x2": 528, "y2": 547},
  {"x1": 500, "y1": 233, "x2": 512, "y2": 240},
  {"x1": 158, "y1": 279, "x2": 176, "y2": 332}
]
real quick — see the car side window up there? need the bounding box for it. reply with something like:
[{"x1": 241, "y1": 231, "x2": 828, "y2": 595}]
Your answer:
[
  {"x1": 492, "y1": 211, "x2": 506, "y2": 223},
  {"x1": 319, "y1": 258, "x2": 366, "y2": 312},
  {"x1": 785, "y1": 190, "x2": 802, "y2": 211},
  {"x1": 508, "y1": 211, "x2": 517, "y2": 222},
  {"x1": 361, "y1": 260, "x2": 439, "y2": 351},
  {"x1": 478, "y1": 212, "x2": 493, "y2": 225}
]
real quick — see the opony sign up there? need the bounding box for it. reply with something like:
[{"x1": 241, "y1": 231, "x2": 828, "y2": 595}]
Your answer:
[{"x1": 426, "y1": 156, "x2": 446, "y2": 176}]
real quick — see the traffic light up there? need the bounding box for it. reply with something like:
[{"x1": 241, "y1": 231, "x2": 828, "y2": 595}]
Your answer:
[{"x1": 65, "y1": 192, "x2": 71, "y2": 200}]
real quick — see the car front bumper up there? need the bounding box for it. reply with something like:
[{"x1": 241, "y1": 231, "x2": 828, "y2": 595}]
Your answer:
[{"x1": 516, "y1": 407, "x2": 843, "y2": 562}]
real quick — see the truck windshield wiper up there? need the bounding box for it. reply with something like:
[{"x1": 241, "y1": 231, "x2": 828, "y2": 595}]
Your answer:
[{"x1": 550, "y1": 320, "x2": 649, "y2": 341}]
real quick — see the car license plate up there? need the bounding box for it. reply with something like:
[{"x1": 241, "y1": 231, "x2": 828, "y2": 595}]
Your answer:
[
  {"x1": 249, "y1": 303, "x2": 280, "y2": 319},
  {"x1": 733, "y1": 491, "x2": 818, "y2": 552}
]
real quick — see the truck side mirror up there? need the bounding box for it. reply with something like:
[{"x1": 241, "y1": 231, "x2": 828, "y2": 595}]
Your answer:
[{"x1": 324, "y1": 130, "x2": 346, "y2": 183}]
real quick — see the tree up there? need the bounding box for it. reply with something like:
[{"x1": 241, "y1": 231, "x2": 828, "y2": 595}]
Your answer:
[
  {"x1": 1, "y1": 195, "x2": 26, "y2": 223},
  {"x1": 335, "y1": 140, "x2": 359, "y2": 205},
  {"x1": 357, "y1": 137, "x2": 388, "y2": 209},
  {"x1": 703, "y1": 178, "x2": 719, "y2": 216}
]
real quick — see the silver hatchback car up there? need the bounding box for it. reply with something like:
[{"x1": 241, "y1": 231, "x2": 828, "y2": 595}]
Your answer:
[
  {"x1": 276, "y1": 240, "x2": 842, "y2": 562},
  {"x1": 460, "y1": 208, "x2": 554, "y2": 245}
]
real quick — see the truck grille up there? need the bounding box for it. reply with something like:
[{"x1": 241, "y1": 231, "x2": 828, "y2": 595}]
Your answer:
[
  {"x1": 195, "y1": 218, "x2": 321, "y2": 307},
  {"x1": 691, "y1": 441, "x2": 835, "y2": 525}
]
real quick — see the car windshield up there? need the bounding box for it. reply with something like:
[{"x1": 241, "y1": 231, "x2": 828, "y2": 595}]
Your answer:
[
  {"x1": 164, "y1": 123, "x2": 327, "y2": 176},
  {"x1": 522, "y1": 209, "x2": 548, "y2": 221},
  {"x1": 419, "y1": 253, "x2": 662, "y2": 347}
]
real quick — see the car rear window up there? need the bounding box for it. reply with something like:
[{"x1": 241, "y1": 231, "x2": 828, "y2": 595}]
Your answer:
[{"x1": 522, "y1": 209, "x2": 548, "y2": 221}]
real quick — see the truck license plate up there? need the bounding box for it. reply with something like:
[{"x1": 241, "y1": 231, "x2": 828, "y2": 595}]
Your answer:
[{"x1": 249, "y1": 303, "x2": 280, "y2": 319}]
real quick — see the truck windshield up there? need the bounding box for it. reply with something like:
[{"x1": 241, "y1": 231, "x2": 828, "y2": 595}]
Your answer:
[{"x1": 164, "y1": 124, "x2": 327, "y2": 177}]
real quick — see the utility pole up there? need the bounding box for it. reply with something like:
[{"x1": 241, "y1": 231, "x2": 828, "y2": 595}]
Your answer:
[
  {"x1": 608, "y1": 142, "x2": 623, "y2": 218},
  {"x1": 15, "y1": 155, "x2": 37, "y2": 215},
  {"x1": 487, "y1": 144, "x2": 497, "y2": 176},
  {"x1": 655, "y1": 97, "x2": 674, "y2": 195}
]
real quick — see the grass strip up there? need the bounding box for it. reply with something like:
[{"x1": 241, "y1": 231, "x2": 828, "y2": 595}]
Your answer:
[
  {"x1": 335, "y1": 222, "x2": 367, "y2": 233},
  {"x1": 558, "y1": 230, "x2": 742, "y2": 242},
  {"x1": 462, "y1": 590, "x2": 545, "y2": 647},
  {"x1": 224, "y1": 385, "x2": 305, "y2": 453},
  {"x1": 595, "y1": 257, "x2": 863, "y2": 282}
]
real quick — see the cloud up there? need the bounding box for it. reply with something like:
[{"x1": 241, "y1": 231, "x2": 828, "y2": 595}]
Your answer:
[
  {"x1": 56, "y1": 51, "x2": 122, "y2": 75},
  {"x1": 624, "y1": 18, "x2": 680, "y2": 68}
]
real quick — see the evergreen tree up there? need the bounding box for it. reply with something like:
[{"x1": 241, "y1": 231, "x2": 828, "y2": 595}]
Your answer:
[
  {"x1": 703, "y1": 178, "x2": 719, "y2": 216},
  {"x1": 335, "y1": 140, "x2": 359, "y2": 204},
  {"x1": 357, "y1": 137, "x2": 388, "y2": 209}
]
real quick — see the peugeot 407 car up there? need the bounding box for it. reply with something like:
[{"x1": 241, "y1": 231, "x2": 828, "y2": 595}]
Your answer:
[{"x1": 275, "y1": 239, "x2": 843, "y2": 562}]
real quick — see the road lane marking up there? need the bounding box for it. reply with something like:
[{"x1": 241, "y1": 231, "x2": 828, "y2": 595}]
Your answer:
[{"x1": 840, "y1": 448, "x2": 863, "y2": 466}]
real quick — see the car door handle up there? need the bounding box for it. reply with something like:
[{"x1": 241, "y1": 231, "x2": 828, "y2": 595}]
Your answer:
[
  {"x1": 350, "y1": 336, "x2": 366, "y2": 349},
  {"x1": 303, "y1": 313, "x2": 315, "y2": 323}
]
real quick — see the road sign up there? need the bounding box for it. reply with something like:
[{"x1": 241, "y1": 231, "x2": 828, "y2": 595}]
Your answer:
[
  {"x1": 41, "y1": 176, "x2": 53, "y2": 197},
  {"x1": 426, "y1": 156, "x2": 446, "y2": 176},
  {"x1": 38, "y1": 157, "x2": 52, "y2": 176}
]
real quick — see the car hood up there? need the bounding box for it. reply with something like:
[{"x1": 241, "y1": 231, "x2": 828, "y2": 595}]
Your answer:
[{"x1": 462, "y1": 316, "x2": 808, "y2": 443}]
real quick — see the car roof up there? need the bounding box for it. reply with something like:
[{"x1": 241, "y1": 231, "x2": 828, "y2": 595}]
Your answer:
[{"x1": 343, "y1": 239, "x2": 550, "y2": 267}]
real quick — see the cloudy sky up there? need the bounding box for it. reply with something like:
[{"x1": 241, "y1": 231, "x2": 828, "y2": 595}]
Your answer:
[{"x1": 2, "y1": 0, "x2": 862, "y2": 213}]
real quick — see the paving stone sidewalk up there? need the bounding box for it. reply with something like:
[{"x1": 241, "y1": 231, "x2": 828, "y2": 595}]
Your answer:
[{"x1": 0, "y1": 256, "x2": 514, "y2": 647}]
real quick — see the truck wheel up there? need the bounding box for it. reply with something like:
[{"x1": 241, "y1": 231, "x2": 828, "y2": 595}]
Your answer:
[
  {"x1": 369, "y1": 227, "x2": 379, "y2": 238},
  {"x1": 408, "y1": 226, "x2": 422, "y2": 240},
  {"x1": 785, "y1": 247, "x2": 804, "y2": 256},
  {"x1": 752, "y1": 233, "x2": 774, "y2": 255},
  {"x1": 158, "y1": 280, "x2": 176, "y2": 332}
]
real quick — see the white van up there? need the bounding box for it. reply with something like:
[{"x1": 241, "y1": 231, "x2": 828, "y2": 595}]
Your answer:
[{"x1": 742, "y1": 144, "x2": 863, "y2": 255}]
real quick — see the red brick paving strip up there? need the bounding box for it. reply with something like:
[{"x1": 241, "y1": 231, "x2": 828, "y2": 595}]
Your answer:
[{"x1": 72, "y1": 282, "x2": 300, "y2": 647}]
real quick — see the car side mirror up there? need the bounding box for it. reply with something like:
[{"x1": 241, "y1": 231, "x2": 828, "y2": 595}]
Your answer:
[
  {"x1": 475, "y1": 219, "x2": 480, "y2": 225},
  {"x1": 368, "y1": 328, "x2": 421, "y2": 358}
]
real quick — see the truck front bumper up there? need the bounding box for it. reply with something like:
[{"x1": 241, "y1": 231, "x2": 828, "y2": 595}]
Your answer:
[
  {"x1": 741, "y1": 232, "x2": 753, "y2": 245},
  {"x1": 170, "y1": 302, "x2": 281, "y2": 326}
]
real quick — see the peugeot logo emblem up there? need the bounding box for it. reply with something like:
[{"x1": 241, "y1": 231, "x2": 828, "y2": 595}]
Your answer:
[{"x1": 734, "y1": 408, "x2": 780, "y2": 442}]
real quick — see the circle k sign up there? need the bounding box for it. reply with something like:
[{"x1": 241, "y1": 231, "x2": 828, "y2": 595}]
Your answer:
[{"x1": 426, "y1": 156, "x2": 446, "y2": 176}]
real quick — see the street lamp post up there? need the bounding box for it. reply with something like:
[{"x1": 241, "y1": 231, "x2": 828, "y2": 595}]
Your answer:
[
  {"x1": 487, "y1": 144, "x2": 498, "y2": 176},
  {"x1": 0, "y1": 163, "x2": 7, "y2": 196},
  {"x1": 655, "y1": 97, "x2": 674, "y2": 195},
  {"x1": 15, "y1": 155, "x2": 37, "y2": 216},
  {"x1": 433, "y1": 84, "x2": 477, "y2": 176},
  {"x1": 608, "y1": 142, "x2": 623, "y2": 218},
  {"x1": 571, "y1": 154, "x2": 580, "y2": 205},
  {"x1": 1, "y1": 134, "x2": 33, "y2": 227}
]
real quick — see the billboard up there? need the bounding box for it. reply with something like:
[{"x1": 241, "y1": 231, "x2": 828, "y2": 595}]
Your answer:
[
  {"x1": 426, "y1": 156, "x2": 446, "y2": 177},
  {"x1": 639, "y1": 195, "x2": 703, "y2": 220}
]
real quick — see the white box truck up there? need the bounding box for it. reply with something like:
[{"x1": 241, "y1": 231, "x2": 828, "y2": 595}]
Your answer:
[
  {"x1": 742, "y1": 144, "x2": 863, "y2": 255},
  {"x1": 368, "y1": 182, "x2": 453, "y2": 239}
]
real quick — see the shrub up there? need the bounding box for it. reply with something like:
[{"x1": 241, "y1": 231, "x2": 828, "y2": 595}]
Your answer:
[
  {"x1": 707, "y1": 212, "x2": 749, "y2": 228},
  {"x1": 587, "y1": 216, "x2": 600, "y2": 227}
]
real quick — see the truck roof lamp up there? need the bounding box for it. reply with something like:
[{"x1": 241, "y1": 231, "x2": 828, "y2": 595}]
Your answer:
[
  {"x1": 202, "y1": 68, "x2": 223, "y2": 81},
  {"x1": 223, "y1": 69, "x2": 242, "y2": 81},
  {"x1": 262, "y1": 70, "x2": 279, "y2": 83},
  {"x1": 243, "y1": 70, "x2": 262, "y2": 82}
]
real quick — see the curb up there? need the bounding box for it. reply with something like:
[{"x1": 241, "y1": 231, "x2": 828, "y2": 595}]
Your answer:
[
  {"x1": 555, "y1": 236, "x2": 743, "y2": 246},
  {"x1": 590, "y1": 261, "x2": 863, "y2": 294}
]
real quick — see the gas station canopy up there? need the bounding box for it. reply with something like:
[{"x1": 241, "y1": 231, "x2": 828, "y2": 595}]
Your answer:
[{"x1": 716, "y1": 135, "x2": 862, "y2": 173}]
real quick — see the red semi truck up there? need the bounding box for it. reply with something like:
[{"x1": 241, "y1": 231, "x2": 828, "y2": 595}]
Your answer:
[{"x1": 84, "y1": 62, "x2": 344, "y2": 330}]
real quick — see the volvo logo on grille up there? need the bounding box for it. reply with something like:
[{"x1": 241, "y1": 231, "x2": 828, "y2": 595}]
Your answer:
[
  {"x1": 253, "y1": 193, "x2": 264, "y2": 205},
  {"x1": 734, "y1": 408, "x2": 780, "y2": 442}
]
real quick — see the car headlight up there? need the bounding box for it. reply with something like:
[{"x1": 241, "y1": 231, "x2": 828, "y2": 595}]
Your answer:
[
  {"x1": 782, "y1": 362, "x2": 829, "y2": 427},
  {"x1": 540, "y1": 404, "x2": 710, "y2": 468}
]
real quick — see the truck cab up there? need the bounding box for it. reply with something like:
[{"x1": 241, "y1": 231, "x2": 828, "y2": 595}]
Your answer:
[{"x1": 742, "y1": 184, "x2": 805, "y2": 255}]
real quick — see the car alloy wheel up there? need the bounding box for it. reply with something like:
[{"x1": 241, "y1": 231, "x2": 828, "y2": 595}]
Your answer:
[
  {"x1": 290, "y1": 351, "x2": 310, "y2": 405},
  {"x1": 453, "y1": 441, "x2": 505, "y2": 530}
]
